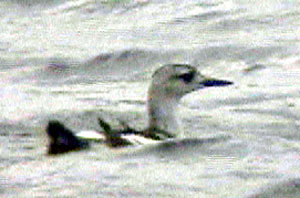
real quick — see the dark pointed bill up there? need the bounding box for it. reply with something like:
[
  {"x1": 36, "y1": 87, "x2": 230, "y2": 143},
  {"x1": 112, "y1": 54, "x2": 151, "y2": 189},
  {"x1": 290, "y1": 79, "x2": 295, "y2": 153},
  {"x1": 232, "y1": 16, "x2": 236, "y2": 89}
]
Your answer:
[{"x1": 202, "y1": 78, "x2": 233, "y2": 87}]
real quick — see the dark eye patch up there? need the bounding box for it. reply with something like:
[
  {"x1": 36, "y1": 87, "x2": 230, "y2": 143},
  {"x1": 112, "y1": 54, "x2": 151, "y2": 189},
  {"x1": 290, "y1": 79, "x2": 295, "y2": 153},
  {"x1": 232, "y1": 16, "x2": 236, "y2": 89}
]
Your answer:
[{"x1": 178, "y1": 72, "x2": 195, "y2": 83}]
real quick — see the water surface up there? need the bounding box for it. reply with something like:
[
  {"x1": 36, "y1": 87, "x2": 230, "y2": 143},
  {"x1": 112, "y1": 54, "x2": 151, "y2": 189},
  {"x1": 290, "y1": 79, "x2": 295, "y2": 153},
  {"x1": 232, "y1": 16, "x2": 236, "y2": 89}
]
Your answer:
[{"x1": 1, "y1": 0, "x2": 300, "y2": 197}]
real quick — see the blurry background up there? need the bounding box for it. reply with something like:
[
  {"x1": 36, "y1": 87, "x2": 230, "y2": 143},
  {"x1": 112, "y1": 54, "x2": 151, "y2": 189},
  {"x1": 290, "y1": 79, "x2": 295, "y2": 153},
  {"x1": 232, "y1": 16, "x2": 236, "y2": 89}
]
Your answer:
[{"x1": 1, "y1": 0, "x2": 300, "y2": 197}]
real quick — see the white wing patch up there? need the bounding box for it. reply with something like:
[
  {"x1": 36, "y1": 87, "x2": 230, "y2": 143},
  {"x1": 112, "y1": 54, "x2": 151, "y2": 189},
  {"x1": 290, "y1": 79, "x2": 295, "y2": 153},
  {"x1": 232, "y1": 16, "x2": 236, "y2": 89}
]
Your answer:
[
  {"x1": 76, "y1": 130, "x2": 160, "y2": 146},
  {"x1": 76, "y1": 130, "x2": 105, "y2": 141},
  {"x1": 120, "y1": 134, "x2": 159, "y2": 145}
]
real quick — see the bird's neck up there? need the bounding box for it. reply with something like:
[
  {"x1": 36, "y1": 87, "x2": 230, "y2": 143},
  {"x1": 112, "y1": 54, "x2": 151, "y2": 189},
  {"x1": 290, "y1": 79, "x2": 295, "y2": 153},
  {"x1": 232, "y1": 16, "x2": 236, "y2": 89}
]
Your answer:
[{"x1": 147, "y1": 88, "x2": 181, "y2": 137}]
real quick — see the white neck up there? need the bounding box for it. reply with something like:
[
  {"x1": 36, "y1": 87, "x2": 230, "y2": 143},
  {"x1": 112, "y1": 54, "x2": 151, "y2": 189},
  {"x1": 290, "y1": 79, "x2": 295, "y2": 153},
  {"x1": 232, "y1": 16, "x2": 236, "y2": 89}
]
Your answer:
[{"x1": 147, "y1": 87, "x2": 181, "y2": 136}]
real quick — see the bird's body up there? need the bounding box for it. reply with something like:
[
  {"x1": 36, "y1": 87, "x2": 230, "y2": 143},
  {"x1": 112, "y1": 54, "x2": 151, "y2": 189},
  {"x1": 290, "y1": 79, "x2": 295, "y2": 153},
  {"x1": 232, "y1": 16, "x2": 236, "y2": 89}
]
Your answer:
[{"x1": 46, "y1": 64, "x2": 233, "y2": 154}]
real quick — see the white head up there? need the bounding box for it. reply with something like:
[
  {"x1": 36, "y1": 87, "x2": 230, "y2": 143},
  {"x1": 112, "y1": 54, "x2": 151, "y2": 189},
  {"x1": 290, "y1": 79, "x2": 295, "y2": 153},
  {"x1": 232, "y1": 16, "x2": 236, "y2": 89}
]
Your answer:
[{"x1": 147, "y1": 64, "x2": 232, "y2": 137}]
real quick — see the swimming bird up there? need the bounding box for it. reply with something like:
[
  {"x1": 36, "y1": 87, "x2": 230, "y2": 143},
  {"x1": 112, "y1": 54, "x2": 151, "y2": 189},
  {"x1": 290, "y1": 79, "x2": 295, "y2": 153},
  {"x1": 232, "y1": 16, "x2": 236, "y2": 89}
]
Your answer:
[{"x1": 46, "y1": 64, "x2": 233, "y2": 154}]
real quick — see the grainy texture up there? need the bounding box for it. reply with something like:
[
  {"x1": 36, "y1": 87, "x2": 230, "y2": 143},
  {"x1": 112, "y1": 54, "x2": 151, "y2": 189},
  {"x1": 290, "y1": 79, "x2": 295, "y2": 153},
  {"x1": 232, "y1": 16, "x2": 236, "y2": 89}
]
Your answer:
[{"x1": 1, "y1": 0, "x2": 300, "y2": 197}]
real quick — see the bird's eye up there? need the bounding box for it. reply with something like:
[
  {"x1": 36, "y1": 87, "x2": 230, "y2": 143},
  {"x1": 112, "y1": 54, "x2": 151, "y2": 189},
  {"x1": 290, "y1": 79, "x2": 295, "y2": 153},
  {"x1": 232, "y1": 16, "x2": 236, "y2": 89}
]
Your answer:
[{"x1": 178, "y1": 72, "x2": 194, "y2": 83}]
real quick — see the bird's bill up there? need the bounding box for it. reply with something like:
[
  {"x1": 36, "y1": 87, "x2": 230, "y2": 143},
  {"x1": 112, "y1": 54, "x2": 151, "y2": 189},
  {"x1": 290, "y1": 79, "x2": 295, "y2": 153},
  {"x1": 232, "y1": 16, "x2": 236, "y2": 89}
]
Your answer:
[{"x1": 201, "y1": 78, "x2": 233, "y2": 87}]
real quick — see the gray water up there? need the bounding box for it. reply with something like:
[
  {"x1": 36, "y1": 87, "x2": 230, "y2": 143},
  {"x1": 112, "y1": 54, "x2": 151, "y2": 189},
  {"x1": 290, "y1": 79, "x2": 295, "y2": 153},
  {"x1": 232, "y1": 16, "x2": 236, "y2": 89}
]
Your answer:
[{"x1": 1, "y1": 0, "x2": 300, "y2": 197}]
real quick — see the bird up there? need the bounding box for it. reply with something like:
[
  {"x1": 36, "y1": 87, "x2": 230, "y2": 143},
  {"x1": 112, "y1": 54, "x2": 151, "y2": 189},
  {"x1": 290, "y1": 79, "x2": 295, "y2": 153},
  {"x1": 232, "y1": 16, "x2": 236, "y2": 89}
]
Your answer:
[{"x1": 46, "y1": 64, "x2": 233, "y2": 154}]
